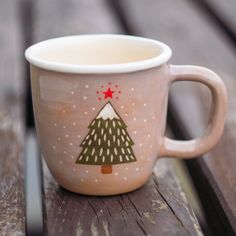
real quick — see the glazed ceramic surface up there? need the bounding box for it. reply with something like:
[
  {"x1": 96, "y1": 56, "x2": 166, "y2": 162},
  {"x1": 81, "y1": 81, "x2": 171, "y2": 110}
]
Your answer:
[{"x1": 26, "y1": 35, "x2": 227, "y2": 195}]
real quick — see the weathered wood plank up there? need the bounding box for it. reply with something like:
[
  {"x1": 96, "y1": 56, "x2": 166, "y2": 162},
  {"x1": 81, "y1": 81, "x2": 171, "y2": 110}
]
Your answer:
[
  {"x1": 0, "y1": 0, "x2": 25, "y2": 235},
  {"x1": 117, "y1": 0, "x2": 236, "y2": 234},
  {"x1": 32, "y1": 0, "x2": 202, "y2": 235},
  {"x1": 198, "y1": 0, "x2": 236, "y2": 39},
  {"x1": 43, "y1": 158, "x2": 202, "y2": 236}
]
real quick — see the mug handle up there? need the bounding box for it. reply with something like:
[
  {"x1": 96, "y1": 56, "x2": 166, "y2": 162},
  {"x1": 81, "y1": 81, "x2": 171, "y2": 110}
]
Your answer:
[{"x1": 160, "y1": 65, "x2": 227, "y2": 158}]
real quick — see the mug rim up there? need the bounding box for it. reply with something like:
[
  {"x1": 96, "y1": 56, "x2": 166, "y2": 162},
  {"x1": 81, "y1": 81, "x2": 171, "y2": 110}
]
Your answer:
[{"x1": 25, "y1": 34, "x2": 172, "y2": 74}]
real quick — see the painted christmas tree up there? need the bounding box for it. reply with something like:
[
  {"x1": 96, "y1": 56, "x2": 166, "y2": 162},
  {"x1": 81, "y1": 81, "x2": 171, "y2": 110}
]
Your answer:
[{"x1": 76, "y1": 102, "x2": 136, "y2": 174}]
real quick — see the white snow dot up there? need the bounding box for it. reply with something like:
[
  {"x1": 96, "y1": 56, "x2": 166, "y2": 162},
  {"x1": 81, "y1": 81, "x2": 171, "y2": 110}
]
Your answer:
[
  {"x1": 69, "y1": 142, "x2": 73, "y2": 146},
  {"x1": 143, "y1": 103, "x2": 147, "y2": 107},
  {"x1": 114, "y1": 172, "x2": 118, "y2": 176},
  {"x1": 53, "y1": 123, "x2": 57, "y2": 127},
  {"x1": 73, "y1": 168, "x2": 77, "y2": 172},
  {"x1": 59, "y1": 160, "x2": 63, "y2": 164},
  {"x1": 53, "y1": 146, "x2": 56, "y2": 150},
  {"x1": 65, "y1": 134, "x2": 69, "y2": 138},
  {"x1": 72, "y1": 105, "x2": 76, "y2": 109},
  {"x1": 144, "y1": 119, "x2": 147, "y2": 123},
  {"x1": 125, "y1": 167, "x2": 129, "y2": 170},
  {"x1": 139, "y1": 143, "x2": 143, "y2": 147},
  {"x1": 63, "y1": 151, "x2": 67, "y2": 154},
  {"x1": 77, "y1": 135, "x2": 81, "y2": 138},
  {"x1": 133, "y1": 130, "x2": 137, "y2": 134},
  {"x1": 57, "y1": 137, "x2": 61, "y2": 141},
  {"x1": 81, "y1": 178, "x2": 84, "y2": 182},
  {"x1": 147, "y1": 134, "x2": 151, "y2": 138},
  {"x1": 123, "y1": 177, "x2": 127, "y2": 180},
  {"x1": 83, "y1": 96, "x2": 87, "y2": 100},
  {"x1": 85, "y1": 85, "x2": 89, "y2": 88},
  {"x1": 94, "y1": 179, "x2": 98, "y2": 182},
  {"x1": 73, "y1": 122, "x2": 76, "y2": 126},
  {"x1": 85, "y1": 170, "x2": 89, "y2": 173},
  {"x1": 63, "y1": 125, "x2": 66, "y2": 129},
  {"x1": 131, "y1": 88, "x2": 134, "y2": 91},
  {"x1": 133, "y1": 117, "x2": 137, "y2": 121},
  {"x1": 71, "y1": 91, "x2": 75, "y2": 95},
  {"x1": 132, "y1": 102, "x2": 135, "y2": 106},
  {"x1": 121, "y1": 105, "x2": 124, "y2": 109},
  {"x1": 84, "y1": 111, "x2": 88, "y2": 115},
  {"x1": 136, "y1": 168, "x2": 140, "y2": 171},
  {"x1": 92, "y1": 107, "x2": 96, "y2": 111}
]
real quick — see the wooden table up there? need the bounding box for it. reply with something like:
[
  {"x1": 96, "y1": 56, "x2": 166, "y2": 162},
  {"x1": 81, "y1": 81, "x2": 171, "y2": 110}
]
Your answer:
[{"x1": 0, "y1": 0, "x2": 235, "y2": 235}]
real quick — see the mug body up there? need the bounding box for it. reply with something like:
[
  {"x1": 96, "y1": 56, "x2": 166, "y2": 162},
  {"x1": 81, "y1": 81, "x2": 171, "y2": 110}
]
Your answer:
[{"x1": 26, "y1": 35, "x2": 172, "y2": 195}]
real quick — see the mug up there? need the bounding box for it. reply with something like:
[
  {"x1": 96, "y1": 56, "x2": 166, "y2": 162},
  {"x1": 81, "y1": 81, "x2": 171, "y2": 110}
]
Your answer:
[{"x1": 25, "y1": 35, "x2": 227, "y2": 195}]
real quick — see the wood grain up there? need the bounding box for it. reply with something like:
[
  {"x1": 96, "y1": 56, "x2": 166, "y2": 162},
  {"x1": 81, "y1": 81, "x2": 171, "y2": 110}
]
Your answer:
[
  {"x1": 43, "y1": 159, "x2": 202, "y2": 236},
  {"x1": 0, "y1": 0, "x2": 25, "y2": 235},
  {"x1": 32, "y1": 0, "x2": 202, "y2": 235},
  {"x1": 117, "y1": 0, "x2": 236, "y2": 234}
]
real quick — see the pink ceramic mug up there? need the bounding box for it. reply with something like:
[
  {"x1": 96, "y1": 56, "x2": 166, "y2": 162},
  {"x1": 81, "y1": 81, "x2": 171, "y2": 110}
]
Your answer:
[{"x1": 25, "y1": 35, "x2": 227, "y2": 195}]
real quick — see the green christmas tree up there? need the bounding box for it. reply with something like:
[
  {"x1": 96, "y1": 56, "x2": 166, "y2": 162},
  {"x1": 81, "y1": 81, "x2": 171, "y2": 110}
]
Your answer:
[{"x1": 76, "y1": 102, "x2": 136, "y2": 174}]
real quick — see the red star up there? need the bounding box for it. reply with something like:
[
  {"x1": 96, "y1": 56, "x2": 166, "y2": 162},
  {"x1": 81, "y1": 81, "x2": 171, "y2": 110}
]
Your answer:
[{"x1": 102, "y1": 87, "x2": 115, "y2": 99}]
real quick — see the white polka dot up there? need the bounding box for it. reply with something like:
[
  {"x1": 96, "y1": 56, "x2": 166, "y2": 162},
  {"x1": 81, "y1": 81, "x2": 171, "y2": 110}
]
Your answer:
[
  {"x1": 131, "y1": 88, "x2": 134, "y2": 91},
  {"x1": 133, "y1": 130, "x2": 137, "y2": 134},
  {"x1": 114, "y1": 172, "x2": 118, "y2": 176},
  {"x1": 63, "y1": 151, "x2": 67, "y2": 154},
  {"x1": 84, "y1": 111, "x2": 88, "y2": 115},
  {"x1": 71, "y1": 155, "x2": 74, "y2": 159},
  {"x1": 123, "y1": 177, "x2": 127, "y2": 180},
  {"x1": 63, "y1": 126, "x2": 66, "y2": 129},
  {"x1": 83, "y1": 96, "x2": 87, "y2": 100},
  {"x1": 144, "y1": 103, "x2": 147, "y2": 106},
  {"x1": 121, "y1": 105, "x2": 124, "y2": 109},
  {"x1": 65, "y1": 134, "x2": 69, "y2": 138},
  {"x1": 53, "y1": 123, "x2": 57, "y2": 127},
  {"x1": 53, "y1": 146, "x2": 56, "y2": 150},
  {"x1": 71, "y1": 91, "x2": 75, "y2": 95},
  {"x1": 62, "y1": 110, "x2": 66, "y2": 113},
  {"x1": 59, "y1": 160, "x2": 63, "y2": 164},
  {"x1": 152, "y1": 115, "x2": 156, "y2": 119},
  {"x1": 124, "y1": 113, "x2": 128, "y2": 117},
  {"x1": 73, "y1": 122, "x2": 76, "y2": 126},
  {"x1": 139, "y1": 143, "x2": 143, "y2": 147},
  {"x1": 77, "y1": 135, "x2": 81, "y2": 138},
  {"x1": 92, "y1": 107, "x2": 96, "y2": 111},
  {"x1": 144, "y1": 119, "x2": 147, "y2": 123},
  {"x1": 85, "y1": 85, "x2": 89, "y2": 88},
  {"x1": 85, "y1": 170, "x2": 89, "y2": 173},
  {"x1": 149, "y1": 145, "x2": 153, "y2": 148},
  {"x1": 94, "y1": 179, "x2": 98, "y2": 182},
  {"x1": 81, "y1": 178, "x2": 84, "y2": 182},
  {"x1": 69, "y1": 142, "x2": 73, "y2": 146},
  {"x1": 140, "y1": 156, "x2": 144, "y2": 159},
  {"x1": 73, "y1": 168, "x2": 77, "y2": 172},
  {"x1": 125, "y1": 167, "x2": 129, "y2": 170},
  {"x1": 133, "y1": 117, "x2": 137, "y2": 121},
  {"x1": 147, "y1": 134, "x2": 151, "y2": 138},
  {"x1": 73, "y1": 105, "x2": 76, "y2": 109},
  {"x1": 136, "y1": 168, "x2": 140, "y2": 171},
  {"x1": 57, "y1": 137, "x2": 61, "y2": 141},
  {"x1": 132, "y1": 102, "x2": 135, "y2": 106}
]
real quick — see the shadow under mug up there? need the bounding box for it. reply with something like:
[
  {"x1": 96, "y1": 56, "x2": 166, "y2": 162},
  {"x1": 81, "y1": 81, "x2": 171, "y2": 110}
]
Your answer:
[{"x1": 25, "y1": 35, "x2": 227, "y2": 196}]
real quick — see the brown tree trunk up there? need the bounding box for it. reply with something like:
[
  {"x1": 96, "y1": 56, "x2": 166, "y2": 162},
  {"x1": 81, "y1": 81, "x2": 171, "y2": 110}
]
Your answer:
[{"x1": 101, "y1": 165, "x2": 112, "y2": 174}]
